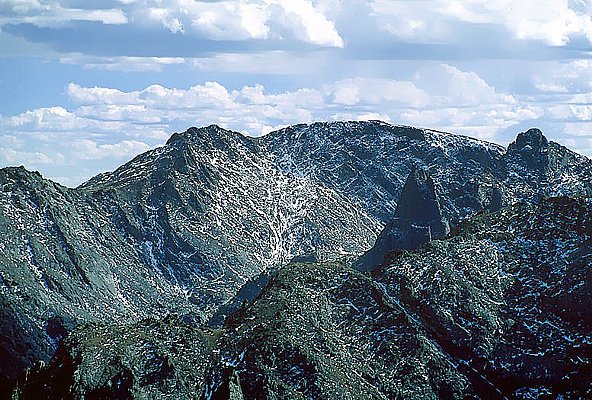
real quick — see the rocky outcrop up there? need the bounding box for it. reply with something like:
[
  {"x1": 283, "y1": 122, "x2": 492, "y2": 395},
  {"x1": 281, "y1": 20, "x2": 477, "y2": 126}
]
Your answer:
[
  {"x1": 12, "y1": 317, "x2": 218, "y2": 399},
  {"x1": 355, "y1": 166, "x2": 449, "y2": 271},
  {"x1": 506, "y1": 128, "x2": 550, "y2": 171},
  {"x1": 376, "y1": 196, "x2": 592, "y2": 399},
  {"x1": 12, "y1": 196, "x2": 592, "y2": 399},
  {"x1": 391, "y1": 165, "x2": 449, "y2": 247},
  {"x1": 504, "y1": 128, "x2": 592, "y2": 200}
]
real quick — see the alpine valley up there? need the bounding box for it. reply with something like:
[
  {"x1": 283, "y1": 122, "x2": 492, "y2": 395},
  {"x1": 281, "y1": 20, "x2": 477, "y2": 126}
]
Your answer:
[{"x1": 1, "y1": 121, "x2": 590, "y2": 399}]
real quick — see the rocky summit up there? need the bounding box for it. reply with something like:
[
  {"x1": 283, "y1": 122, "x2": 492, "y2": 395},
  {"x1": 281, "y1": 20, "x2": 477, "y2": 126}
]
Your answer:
[
  {"x1": 355, "y1": 165, "x2": 449, "y2": 271},
  {"x1": 1, "y1": 120, "x2": 591, "y2": 399}
]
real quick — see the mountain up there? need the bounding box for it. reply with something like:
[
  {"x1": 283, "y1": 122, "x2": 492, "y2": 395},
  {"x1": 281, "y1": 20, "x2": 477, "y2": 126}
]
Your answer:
[
  {"x1": 1, "y1": 121, "x2": 592, "y2": 395},
  {"x1": 0, "y1": 125, "x2": 379, "y2": 391},
  {"x1": 373, "y1": 196, "x2": 592, "y2": 398},
  {"x1": 264, "y1": 123, "x2": 592, "y2": 223},
  {"x1": 15, "y1": 197, "x2": 591, "y2": 399}
]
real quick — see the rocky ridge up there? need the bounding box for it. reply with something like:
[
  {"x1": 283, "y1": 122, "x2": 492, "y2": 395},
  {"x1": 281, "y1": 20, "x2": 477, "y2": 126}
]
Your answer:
[
  {"x1": 1, "y1": 121, "x2": 592, "y2": 396},
  {"x1": 264, "y1": 123, "x2": 592, "y2": 223},
  {"x1": 14, "y1": 197, "x2": 591, "y2": 399},
  {"x1": 375, "y1": 196, "x2": 592, "y2": 398}
]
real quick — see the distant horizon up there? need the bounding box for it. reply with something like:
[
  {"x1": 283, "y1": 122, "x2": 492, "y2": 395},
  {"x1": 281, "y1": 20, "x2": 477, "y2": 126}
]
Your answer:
[{"x1": 2, "y1": 0, "x2": 592, "y2": 185}]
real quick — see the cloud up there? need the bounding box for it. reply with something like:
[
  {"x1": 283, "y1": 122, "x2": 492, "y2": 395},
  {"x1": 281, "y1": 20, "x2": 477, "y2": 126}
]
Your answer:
[
  {"x1": 269, "y1": 0, "x2": 344, "y2": 47},
  {"x1": 187, "y1": 1, "x2": 270, "y2": 40},
  {"x1": 4, "y1": 106, "x2": 87, "y2": 130},
  {"x1": 0, "y1": 146, "x2": 65, "y2": 165},
  {"x1": 70, "y1": 139, "x2": 151, "y2": 160},
  {"x1": 532, "y1": 59, "x2": 592, "y2": 94},
  {"x1": 0, "y1": 101, "x2": 171, "y2": 149},
  {"x1": 67, "y1": 84, "x2": 137, "y2": 105},
  {"x1": 135, "y1": 1, "x2": 272, "y2": 40},
  {"x1": 2, "y1": 0, "x2": 345, "y2": 59},
  {"x1": 60, "y1": 55, "x2": 186, "y2": 72},
  {"x1": 130, "y1": 0, "x2": 342, "y2": 46},
  {"x1": 0, "y1": 1, "x2": 128, "y2": 27},
  {"x1": 5, "y1": 0, "x2": 591, "y2": 64},
  {"x1": 10, "y1": 65, "x2": 535, "y2": 141},
  {"x1": 535, "y1": 83, "x2": 569, "y2": 93},
  {"x1": 190, "y1": 51, "x2": 325, "y2": 74},
  {"x1": 3, "y1": 63, "x2": 592, "y2": 186},
  {"x1": 413, "y1": 64, "x2": 516, "y2": 106},
  {"x1": 325, "y1": 78, "x2": 429, "y2": 107},
  {"x1": 370, "y1": 0, "x2": 592, "y2": 46}
]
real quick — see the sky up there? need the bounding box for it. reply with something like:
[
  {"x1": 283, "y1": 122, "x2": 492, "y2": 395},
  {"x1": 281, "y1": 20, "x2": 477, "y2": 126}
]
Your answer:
[{"x1": 1, "y1": 0, "x2": 592, "y2": 187}]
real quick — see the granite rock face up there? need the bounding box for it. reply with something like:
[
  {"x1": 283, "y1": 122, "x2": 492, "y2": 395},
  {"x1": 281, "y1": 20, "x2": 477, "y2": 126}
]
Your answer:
[
  {"x1": 355, "y1": 166, "x2": 449, "y2": 271},
  {"x1": 391, "y1": 165, "x2": 450, "y2": 246}
]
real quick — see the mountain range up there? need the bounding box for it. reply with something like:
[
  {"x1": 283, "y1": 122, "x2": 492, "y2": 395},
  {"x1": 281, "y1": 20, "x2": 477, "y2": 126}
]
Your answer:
[{"x1": 1, "y1": 121, "x2": 591, "y2": 399}]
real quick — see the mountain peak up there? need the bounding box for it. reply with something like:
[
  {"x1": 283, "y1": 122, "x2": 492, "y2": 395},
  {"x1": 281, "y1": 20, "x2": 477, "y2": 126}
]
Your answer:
[
  {"x1": 507, "y1": 128, "x2": 550, "y2": 171},
  {"x1": 166, "y1": 124, "x2": 230, "y2": 146},
  {"x1": 0, "y1": 166, "x2": 46, "y2": 186},
  {"x1": 165, "y1": 125, "x2": 256, "y2": 152},
  {"x1": 264, "y1": 120, "x2": 426, "y2": 145},
  {"x1": 355, "y1": 167, "x2": 449, "y2": 271},
  {"x1": 395, "y1": 165, "x2": 439, "y2": 223},
  {"x1": 509, "y1": 128, "x2": 549, "y2": 153}
]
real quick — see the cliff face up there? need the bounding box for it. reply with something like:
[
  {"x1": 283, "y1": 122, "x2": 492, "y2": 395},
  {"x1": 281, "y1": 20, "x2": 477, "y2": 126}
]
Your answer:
[
  {"x1": 394, "y1": 166, "x2": 448, "y2": 239},
  {"x1": 355, "y1": 166, "x2": 449, "y2": 271}
]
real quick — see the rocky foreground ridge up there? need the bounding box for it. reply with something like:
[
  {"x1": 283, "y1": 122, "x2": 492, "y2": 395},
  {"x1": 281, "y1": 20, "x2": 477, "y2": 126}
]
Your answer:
[
  {"x1": 12, "y1": 196, "x2": 592, "y2": 399},
  {"x1": 1, "y1": 121, "x2": 591, "y2": 398}
]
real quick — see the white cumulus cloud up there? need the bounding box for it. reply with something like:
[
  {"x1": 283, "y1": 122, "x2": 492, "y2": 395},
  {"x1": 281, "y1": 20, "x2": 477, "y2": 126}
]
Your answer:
[
  {"x1": 129, "y1": 0, "x2": 343, "y2": 47},
  {"x1": 370, "y1": 0, "x2": 592, "y2": 46},
  {"x1": 3, "y1": 63, "x2": 592, "y2": 186}
]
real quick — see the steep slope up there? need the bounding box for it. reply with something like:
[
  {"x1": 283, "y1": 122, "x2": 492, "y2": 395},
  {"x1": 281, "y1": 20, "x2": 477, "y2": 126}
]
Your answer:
[
  {"x1": 264, "y1": 122, "x2": 592, "y2": 223},
  {"x1": 19, "y1": 264, "x2": 472, "y2": 399},
  {"x1": 80, "y1": 125, "x2": 380, "y2": 305},
  {"x1": 199, "y1": 196, "x2": 592, "y2": 399},
  {"x1": 0, "y1": 167, "x2": 205, "y2": 390},
  {"x1": 203, "y1": 262, "x2": 471, "y2": 400},
  {"x1": 377, "y1": 196, "x2": 592, "y2": 398},
  {"x1": 505, "y1": 128, "x2": 592, "y2": 200},
  {"x1": 13, "y1": 197, "x2": 592, "y2": 399},
  {"x1": 0, "y1": 125, "x2": 380, "y2": 387}
]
